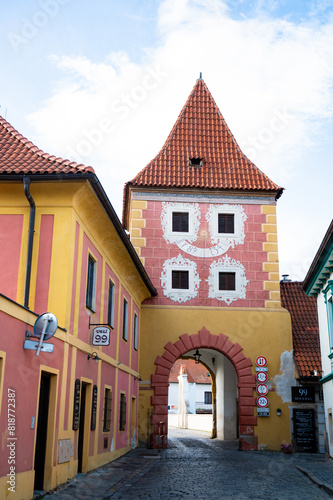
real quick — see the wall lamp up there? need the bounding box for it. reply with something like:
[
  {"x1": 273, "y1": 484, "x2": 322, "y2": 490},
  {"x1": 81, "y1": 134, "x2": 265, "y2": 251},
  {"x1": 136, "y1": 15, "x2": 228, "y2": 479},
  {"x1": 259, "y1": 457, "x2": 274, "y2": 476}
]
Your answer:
[
  {"x1": 276, "y1": 408, "x2": 282, "y2": 416},
  {"x1": 194, "y1": 349, "x2": 202, "y2": 364},
  {"x1": 87, "y1": 352, "x2": 100, "y2": 362}
]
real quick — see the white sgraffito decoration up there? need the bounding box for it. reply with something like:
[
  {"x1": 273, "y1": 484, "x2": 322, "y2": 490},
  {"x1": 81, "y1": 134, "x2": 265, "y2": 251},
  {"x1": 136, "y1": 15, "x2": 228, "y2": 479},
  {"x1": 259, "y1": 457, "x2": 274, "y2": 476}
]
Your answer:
[
  {"x1": 206, "y1": 204, "x2": 247, "y2": 247},
  {"x1": 161, "y1": 202, "x2": 201, "y2": 244},
  {"x1": 206, "y1": 255, "x2": 248, "y2": 304},
  {"x1": 160, "y1": 254, "x2": 200, "y2": 303}
]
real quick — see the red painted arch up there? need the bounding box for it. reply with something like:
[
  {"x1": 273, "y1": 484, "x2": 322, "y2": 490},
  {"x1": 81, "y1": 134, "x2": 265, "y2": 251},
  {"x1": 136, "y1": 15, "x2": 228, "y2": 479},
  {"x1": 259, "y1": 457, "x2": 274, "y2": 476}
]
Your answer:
[{"x1": 150, "y1": 326, "x2": 258, "y2": 451}]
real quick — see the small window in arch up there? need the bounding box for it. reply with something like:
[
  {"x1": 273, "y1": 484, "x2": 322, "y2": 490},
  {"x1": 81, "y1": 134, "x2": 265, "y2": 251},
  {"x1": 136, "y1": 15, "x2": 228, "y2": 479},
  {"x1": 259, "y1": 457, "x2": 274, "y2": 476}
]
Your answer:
[{"x1": 189, "y1": 157, "x2": 203, "y2": 168}]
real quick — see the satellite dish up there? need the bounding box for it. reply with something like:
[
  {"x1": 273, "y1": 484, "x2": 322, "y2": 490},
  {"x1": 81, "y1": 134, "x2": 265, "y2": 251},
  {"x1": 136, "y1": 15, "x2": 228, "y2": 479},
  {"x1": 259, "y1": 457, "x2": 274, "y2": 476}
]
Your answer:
[{"x1": 34, "y1": 313, "x2": 58, "y2": 341}]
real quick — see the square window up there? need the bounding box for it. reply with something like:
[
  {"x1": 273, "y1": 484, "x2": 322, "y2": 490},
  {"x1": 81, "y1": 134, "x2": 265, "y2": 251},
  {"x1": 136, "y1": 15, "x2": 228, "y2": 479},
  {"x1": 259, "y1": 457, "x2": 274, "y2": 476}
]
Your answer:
[
  {"x1": 86, "y1": 255, "x2": 96, "y2": 311},
  {"x1": 172, "y1": 212, "x2": 189, "y2": 232},
  {"x1": 122, "y1": 299, "x2": 128, "y2": 341},
  {"x1": 219, "y1": 272, "x2": 236, "y2": 291},
  {"x1": 218, "y1": 214, "x2": 234, "y2": 234},
  {"x1": 172, "y1": 270, "x2": 189, "y2": 289},
  {"x1": 103, "y1": 388, "x2": 112, "y2": 432},
  {"x1": 119, "y1": 393, "x2": 126, "y2": 431}
]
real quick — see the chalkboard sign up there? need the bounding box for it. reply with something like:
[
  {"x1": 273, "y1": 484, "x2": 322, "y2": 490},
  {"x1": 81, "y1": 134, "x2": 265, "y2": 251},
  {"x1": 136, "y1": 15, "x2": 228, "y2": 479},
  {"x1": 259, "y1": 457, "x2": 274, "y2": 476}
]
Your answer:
[
  {"x1": 292, "y1": 386, "x2": 315, "y2": 403},
  {"x1": 91, "y1": 385, "x2": 98, "y2": 431},
  {"x1": 73, "y1": 379, "x2": 81, "y2": 431},
  {"x1": 293, "y1": 408, "x2": 316, "y2": 452}
]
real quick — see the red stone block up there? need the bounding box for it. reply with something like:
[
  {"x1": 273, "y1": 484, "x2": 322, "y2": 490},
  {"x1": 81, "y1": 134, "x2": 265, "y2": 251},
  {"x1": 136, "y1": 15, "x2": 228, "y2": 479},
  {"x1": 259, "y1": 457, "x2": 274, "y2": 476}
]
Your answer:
[
  {"x1": 238, "y1": 387, "x2": 254, "y2": 397},
  {"x1": 239, "y1": 406, "x2": 255, "y2": 416},
  {"x1": 239, "y1": 425, "x2": 254, "y2": 435},
  {"x1": 179, "y1": 333, "x2": 193, "y2": 352},
  {"x1": 164, "y1": 341, "x2": 181, "y2": 358},
  {"x1": 239, "y1": 435, "x2": 258, "y2": 451},
  {"x1": 189, "y1": 333, "x2": 200, "y2": 348},
  {"x1": 155, "y1": 355, "x2": 173, "y2": 369},
  {"x1": 151, "y1": 414, "x2": 167, "y2": 424},
  {"x1": 162, "y1": 350, "x2": 177, "y2": 364},
  {"x1": 239, "y1": 415, "x2": 257, "y2": 426},
  {"x1": 174, "y1": 340, "x2": 186, "y2": 356},
  {"x1": 240, "y1": 397, "x2": 256, "y2": 406},
  {"x1": 221, "y1": 339, "x2": 233, "y2": 355},
  {"x1": 156, "y1": 365, "x2": 170, "y2": 376},
  {"x1": 238, "y1": 375, "x2": 256, "y2": 385},
  {"x1": 227, "y1": 342, "x2": 243, "y2": 360},
  {"x1": 198, "y1": 326, "x2": 210, "y2": 347},
  {"x1": 215, "y1": 333, "x2": 228, "y2": 351},
  {"x1": 151, "y1": 374, "x2": 169, "y2": 385},
  {"x1": 151, "y1": 395, "x2": 168, "y2": 405},
  {"x1": 237, "y1": 367, "x2": 253, "y2": 378},
  {"x1": 236, "y1": 357, "x2": 253, "y2": 370},
  {"x1": 154, "y1": 405, "x2": 168, "y2": 415},
  {"x1": 233, "y1": 351, "x2": 246, "y2": 365},
  {"x1": 154, "y1": 386, "x2": 169, "y2": 396},
  {"x1": 207, "y1": 334, "x2": 218, "y2": 349}
]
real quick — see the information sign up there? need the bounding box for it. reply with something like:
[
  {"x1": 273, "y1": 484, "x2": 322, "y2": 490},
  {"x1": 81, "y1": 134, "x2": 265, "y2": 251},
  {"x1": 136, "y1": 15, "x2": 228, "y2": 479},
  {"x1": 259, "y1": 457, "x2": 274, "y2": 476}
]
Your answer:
[{"x1": 92, "y1": 327, "x2": 111, "y2": 346}]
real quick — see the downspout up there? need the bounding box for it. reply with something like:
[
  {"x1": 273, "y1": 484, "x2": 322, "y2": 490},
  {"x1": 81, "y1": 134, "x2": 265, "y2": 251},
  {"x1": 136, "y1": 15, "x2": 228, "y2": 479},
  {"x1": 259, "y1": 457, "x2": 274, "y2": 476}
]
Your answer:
[{"x1": 23, "y1": 177, "x2": 35, "y2": 308}]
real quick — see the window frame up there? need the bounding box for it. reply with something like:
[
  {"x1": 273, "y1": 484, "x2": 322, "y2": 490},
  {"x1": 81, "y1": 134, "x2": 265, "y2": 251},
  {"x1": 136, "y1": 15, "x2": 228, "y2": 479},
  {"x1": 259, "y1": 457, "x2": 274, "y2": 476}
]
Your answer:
[
  {"x1": 218, "y1": 213, "x2": 235, "y2": 234},
  {"x1": 107, "y1": 279, "x2": 115, "y2": 329},
  {"x1": 133, "y1": 313, "x2": 138, "y2": 351},
  {"x1": 172, "y1": 212, "x2": 189, "y2": 233},
  {"x1": 103, "y1": 387, "x2": 112, "y2": 432},
  {"x1": 86, "y1": 254, "x2": 97, "y2": 312},
  {"x1": 219, "y1": 272, "x2": 236, "y2": 291},
  {"x1": 119, "y1": 392, "x2": 126, "y2": 432},
  {"x1": 204, "y1": 391, "x2": 212, "y2": 405},
  {"x1": 172, "y1": 270, "x2": 189, "y2": 290},
  {"x1": 122, "y1": 298, "x2": 128, "y2": 341}
]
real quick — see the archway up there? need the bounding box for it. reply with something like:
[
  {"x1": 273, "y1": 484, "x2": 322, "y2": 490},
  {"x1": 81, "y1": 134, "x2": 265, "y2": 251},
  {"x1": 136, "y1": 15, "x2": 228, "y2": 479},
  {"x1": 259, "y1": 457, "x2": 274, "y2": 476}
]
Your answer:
[{"x1": 150, "y1": 326, "x2": 257, "y2": 451}]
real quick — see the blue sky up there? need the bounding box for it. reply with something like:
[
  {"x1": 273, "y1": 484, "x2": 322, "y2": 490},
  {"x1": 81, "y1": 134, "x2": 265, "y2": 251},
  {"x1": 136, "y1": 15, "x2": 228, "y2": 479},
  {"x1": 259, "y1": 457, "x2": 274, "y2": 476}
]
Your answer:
[{"x1": 1, "y1": 0, "x2": 332, "y2": 280}]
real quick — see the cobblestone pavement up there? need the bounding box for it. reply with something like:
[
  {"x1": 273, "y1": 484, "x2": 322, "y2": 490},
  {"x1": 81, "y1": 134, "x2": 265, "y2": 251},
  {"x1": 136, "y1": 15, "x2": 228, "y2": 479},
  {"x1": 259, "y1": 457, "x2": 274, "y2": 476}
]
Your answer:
[{"x1": 40, "y1": 428, "x2": 333, "y2": 499}]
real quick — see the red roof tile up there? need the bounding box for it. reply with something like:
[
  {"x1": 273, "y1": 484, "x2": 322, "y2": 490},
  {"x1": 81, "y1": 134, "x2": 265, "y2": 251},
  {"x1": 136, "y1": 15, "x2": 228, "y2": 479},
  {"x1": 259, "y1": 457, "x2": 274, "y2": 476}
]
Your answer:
[
  {"x1": 0, "y1": 116, "x2": 94, "y2": 176},
  {"x1": 280, "y1": 281, "x2": 322, "y2": 378},
  {"x1": 169, "y1": 359, "x2": 211, "y2": 384},
  {"x1": 128, "y1": 78, "x2": 282, "y2": 195}
]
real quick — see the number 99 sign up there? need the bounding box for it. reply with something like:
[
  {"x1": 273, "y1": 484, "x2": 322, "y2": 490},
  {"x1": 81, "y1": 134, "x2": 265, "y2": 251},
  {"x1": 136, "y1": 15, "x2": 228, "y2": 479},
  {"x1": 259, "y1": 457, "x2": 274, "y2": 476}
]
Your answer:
[{"x1": 92, "y1": 327, "x2": 111, "y2": 346}]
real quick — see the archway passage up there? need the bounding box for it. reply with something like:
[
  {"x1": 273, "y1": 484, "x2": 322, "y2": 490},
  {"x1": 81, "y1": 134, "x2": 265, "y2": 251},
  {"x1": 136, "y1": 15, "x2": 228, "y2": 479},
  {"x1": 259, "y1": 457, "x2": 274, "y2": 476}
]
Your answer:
[{"x1": 150, "y1": 326, "x2": 257, "y2": 451}]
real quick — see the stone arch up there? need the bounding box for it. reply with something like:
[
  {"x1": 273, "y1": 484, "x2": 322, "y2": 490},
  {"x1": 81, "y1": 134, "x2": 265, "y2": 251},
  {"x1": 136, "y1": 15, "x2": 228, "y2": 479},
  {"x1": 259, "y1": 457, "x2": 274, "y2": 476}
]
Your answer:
[{"x1": 150, "y1": 326, "x2": 257, "y2": 451}]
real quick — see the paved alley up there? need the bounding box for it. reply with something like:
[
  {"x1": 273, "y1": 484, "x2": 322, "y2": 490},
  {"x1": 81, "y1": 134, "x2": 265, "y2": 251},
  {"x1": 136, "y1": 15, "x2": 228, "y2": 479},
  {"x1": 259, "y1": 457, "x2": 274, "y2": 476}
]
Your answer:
[{"x1": 40, "y1": 428, "x2": 333, "y2": 499}]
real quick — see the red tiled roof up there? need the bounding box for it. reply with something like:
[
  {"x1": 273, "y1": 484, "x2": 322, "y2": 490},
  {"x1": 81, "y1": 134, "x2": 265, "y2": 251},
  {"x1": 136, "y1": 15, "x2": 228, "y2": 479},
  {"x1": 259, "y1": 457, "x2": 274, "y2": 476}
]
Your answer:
[
  {"x1": 128, "y1": 78, "x2": 282, "y2": 194},
  {"x1": 169, "y1": 359, "x2": 211, "y2": 384},
  {"x1": 0, "y1": 116, "x2": 94, "y2": 176},
  {"x1": 280, "y1": 281, "x2": 322, "y2": 378}
]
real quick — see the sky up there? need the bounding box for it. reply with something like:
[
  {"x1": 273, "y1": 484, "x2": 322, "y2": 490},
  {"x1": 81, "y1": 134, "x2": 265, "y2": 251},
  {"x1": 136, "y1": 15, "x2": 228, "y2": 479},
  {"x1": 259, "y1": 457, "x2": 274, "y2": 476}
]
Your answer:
[{"x1": 0, "y1": 0, "x2": 332, "y2": 281}]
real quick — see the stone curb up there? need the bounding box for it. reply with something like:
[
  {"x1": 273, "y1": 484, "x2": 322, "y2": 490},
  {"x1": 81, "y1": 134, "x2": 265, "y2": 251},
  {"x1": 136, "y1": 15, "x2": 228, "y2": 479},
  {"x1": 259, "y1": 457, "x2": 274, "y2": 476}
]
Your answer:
[{"x1": 296, "y1": 467, "x2": 333, "y2": 497}]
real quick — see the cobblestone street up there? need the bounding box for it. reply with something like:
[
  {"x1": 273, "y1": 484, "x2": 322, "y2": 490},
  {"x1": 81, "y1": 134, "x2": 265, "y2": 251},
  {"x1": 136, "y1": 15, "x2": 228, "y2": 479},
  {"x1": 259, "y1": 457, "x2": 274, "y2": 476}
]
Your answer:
[{"x1": 41, "y1": 428, "x2": 333, "y2": 499}]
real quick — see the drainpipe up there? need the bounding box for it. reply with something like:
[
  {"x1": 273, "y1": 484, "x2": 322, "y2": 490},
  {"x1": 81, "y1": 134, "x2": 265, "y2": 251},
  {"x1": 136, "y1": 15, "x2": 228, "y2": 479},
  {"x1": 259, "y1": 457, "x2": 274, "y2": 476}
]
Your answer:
[{"x1": 23, "y1": 177, "x2": 35, "y2": 309}]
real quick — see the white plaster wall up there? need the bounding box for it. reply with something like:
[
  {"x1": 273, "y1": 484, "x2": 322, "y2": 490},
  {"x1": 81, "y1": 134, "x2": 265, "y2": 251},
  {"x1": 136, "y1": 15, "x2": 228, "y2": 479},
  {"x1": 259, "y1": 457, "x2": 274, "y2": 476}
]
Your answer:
[
  {"x1": 223, "y1": 357, "x2": 238, "y2": 439},
  {"x1": 317, "y1": 271, "x2": 333, "y2": 456},
  {"x1": 168, "y1": 413, "x2": 212, "y2": 432},
  {"x1": 215, "y1": 356, "x2": 224, "y2": 439},
  {"x1": 195, "y1": 383, "x2": 212, "y2": 404},
  {"x1": 168, "y1": 383, "x2": 179, "y2": 411}
]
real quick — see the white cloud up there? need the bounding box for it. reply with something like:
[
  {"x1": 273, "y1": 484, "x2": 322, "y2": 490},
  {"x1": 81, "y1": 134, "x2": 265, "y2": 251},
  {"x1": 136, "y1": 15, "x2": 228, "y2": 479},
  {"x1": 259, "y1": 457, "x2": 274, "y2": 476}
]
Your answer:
[{"x1": 27, "y1": 0, "x2": 333, "y2": 277}]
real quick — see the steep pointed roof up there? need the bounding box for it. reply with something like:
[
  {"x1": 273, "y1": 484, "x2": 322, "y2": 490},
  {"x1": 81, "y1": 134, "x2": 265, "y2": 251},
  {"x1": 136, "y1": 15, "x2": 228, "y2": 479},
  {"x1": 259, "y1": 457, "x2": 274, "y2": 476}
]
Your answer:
[
  {"x1": 0, "y1": 115, "x2": 94, "y2": 175},
  {"x1": 126, "y1": 77, "x2": 283, "y2": 195}
]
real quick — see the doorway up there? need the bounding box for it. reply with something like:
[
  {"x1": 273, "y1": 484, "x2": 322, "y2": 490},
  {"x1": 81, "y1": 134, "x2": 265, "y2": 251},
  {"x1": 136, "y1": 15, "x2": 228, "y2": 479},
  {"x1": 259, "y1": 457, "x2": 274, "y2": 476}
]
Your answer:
[
  {"x1": 34, "y1": 373, "x2": 50, "y2": 490},
  {"x1": 78, "y1": 381, "x2": 92, "y2": 473}
]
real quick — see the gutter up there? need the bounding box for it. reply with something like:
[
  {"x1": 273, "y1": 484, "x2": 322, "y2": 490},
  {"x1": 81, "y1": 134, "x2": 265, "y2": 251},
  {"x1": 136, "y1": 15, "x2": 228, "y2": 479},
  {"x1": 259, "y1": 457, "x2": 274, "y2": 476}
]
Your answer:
[
  {"x1": 23, "y1": 177, "x2": 35, "y2": 309},
  {"x1": 3, "y1": 173, "x2": 157, "y2": 298}
]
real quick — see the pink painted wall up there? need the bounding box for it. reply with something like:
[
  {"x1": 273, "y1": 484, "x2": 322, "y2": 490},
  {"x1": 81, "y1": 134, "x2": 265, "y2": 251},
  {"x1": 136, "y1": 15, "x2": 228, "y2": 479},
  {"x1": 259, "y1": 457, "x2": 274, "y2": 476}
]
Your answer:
[
  {"x1": 0, "y1": 310, "x2": 64, "y2": 476},
  {"x1": 102, "y1": 265, "x2": 119, "y2": 360},
  {"x1": 141, "y1": 201, "x2": 269, "y2": 307},
  {"x1": 98, "y1": 363, "x2": 116, "y2": 454},
  {"x1": 0, "y1": 214, "x2": 23, "y2": 301},
  {"x1": 117, "y1": 287, "x2": 131, "y2": 367},
  {"x1": 34, "y1": 215, "x2": 54, "y2": 314},
  {"x1": 115, "y1": 371, "x2": 129, "y2": 450}
]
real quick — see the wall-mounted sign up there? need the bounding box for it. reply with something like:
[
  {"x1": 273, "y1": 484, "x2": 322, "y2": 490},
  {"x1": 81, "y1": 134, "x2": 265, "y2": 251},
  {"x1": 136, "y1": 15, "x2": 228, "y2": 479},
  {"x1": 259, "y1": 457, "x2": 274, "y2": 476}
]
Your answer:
[
  {"x1": 256, "y1": 371, "x2": 268, "y2": 383},
  {"x1": 24, "y1": 312, "x2": 58, "y2": 356},
  {"x1": 257, "y1": 396, "x2": 269, "y2": 408},
  {"x1": 293, "y1": 408, "x2": 316, "y2": 452},
  {"x1": 255, "y1": 356, "x2": 267, "y2": 368},
  {"x1": 73, "y1": 379, "x2": 81, "y2": 430},
  {"x1": 291, "y1": 386, "x2": 315, "y2": 403},
  {"x1": 92, "y1": 327, "x2": 110, "y2": 346},
  {"x1": 91, "y1": 385, "x2": 98, "y2": 431},
  {"x1": 257, "y1": 408, "x2": 270, "y2": 417},
  {"x1": 256, "y1": 384, "x2": 268, "y2": 396}
]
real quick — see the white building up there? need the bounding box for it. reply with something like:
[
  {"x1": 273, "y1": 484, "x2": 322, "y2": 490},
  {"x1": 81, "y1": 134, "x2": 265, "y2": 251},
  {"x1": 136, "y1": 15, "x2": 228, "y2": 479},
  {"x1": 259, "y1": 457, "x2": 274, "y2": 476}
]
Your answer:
[{"x1": 303, "y1": 220, "x2": 333, "y2": 456}]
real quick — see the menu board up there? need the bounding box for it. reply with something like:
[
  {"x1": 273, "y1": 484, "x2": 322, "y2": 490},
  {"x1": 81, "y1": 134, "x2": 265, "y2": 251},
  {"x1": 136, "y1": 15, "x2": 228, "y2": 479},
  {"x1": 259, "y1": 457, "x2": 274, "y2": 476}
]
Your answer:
[{"x1": 293, "y1": 409, "x2": 316, "y2": 452}]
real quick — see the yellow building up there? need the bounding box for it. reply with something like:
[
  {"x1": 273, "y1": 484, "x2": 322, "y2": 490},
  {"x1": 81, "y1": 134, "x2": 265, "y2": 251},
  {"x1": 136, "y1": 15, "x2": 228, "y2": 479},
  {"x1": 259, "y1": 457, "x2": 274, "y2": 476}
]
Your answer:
[
  {"x1": 0, "y1": 116, "x2": 155, "y2": 499},
  {"x1": 123, "y1": 76, "x2": 293, "y2": 450}
]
